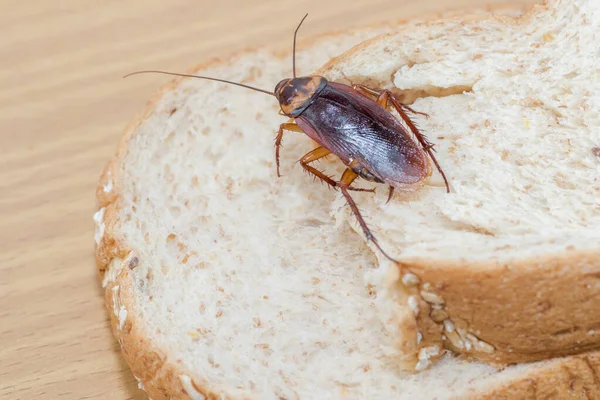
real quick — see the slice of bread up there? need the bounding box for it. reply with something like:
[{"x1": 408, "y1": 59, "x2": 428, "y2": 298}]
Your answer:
[
  {"x1": 94, "y1": 3, "x2": 600, "y2": 400},
  {"x1": 317, "y1": 0, "x2": 600, "y2": 368}
]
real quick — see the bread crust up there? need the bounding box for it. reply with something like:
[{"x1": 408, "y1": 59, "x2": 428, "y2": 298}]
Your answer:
[
  {"x1": 95, "y1": 1, "x2": 600, "y2": 398},
  {"x1": 403, "y1": 251, "x2": 600, "y2": 366}
]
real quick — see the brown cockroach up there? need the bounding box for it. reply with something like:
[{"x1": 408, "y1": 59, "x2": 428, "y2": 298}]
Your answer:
[{"x1": 124, "y1": 14, "x2": 450, "y2": 262}]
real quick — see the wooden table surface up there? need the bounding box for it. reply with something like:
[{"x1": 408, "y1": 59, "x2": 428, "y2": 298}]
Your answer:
[{"x1": 0, "y1": 0, "x2": 536, "y2": 399}]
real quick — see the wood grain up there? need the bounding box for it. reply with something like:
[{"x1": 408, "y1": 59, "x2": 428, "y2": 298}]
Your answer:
[{"x1": 0, "y1": 0, "x2": 536, "y2": 399}]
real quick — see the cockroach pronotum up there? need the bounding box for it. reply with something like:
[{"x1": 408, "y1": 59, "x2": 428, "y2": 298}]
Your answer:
[{"x1": 124, "y1": 14, "x2": 450, "y2": 262}]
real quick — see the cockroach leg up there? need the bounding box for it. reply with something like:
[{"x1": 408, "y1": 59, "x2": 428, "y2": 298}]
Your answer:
[
  {"x1": 275, "y1": 122, "x2": 304, "y2": 177},
  {"x1": 300, "y1": 147, "x2": 375, "y2": 192},
  {"x1": 352, "y1": 84, "x2": 427, "y2": 117},
  {"x1": 386, "y1": 186, "x2": 395, "y2": 205},
  {"x1": 401, "y1": 104, "x2": 429, "y2": 119},
  {"x1": 387, "y1": 95, "x2": 450, "y2": 193},
  {"x1": 351, "y1": 84, "x2": 392, "y2": 104},
  {"x1": 352, "y1": 84, "x2": 450, "y2": 193},
  {"x1": 299, "y1": 146, "x2": 337, "y2": 188},
  {"x1": 339, "y1": 168, "x2": 397, "y2": 262}
]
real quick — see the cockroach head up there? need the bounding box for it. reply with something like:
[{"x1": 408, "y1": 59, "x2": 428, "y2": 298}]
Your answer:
[{"x1": 274, "y1": 76, "x2": 328, "y2": 117}]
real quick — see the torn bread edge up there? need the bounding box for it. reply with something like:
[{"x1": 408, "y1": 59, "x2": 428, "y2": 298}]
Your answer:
[{"x1": 315, "y1": 0, "x2": 600, "y2": 370}]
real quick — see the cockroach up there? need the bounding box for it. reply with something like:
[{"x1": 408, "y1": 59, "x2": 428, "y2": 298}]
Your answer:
[{"x1": 124, "y1": 14, "x2": 450, "y2": 262}]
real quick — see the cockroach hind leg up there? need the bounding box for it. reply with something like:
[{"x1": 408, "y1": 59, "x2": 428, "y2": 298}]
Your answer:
[
  {"x1": 386, "y1": 95, "x2": 451, "y2": 193},
  {"x1": 339, "y1": 168, "x2": 398, "y2": 263},
  {"x1": 425, "y1": 173, "x2": 455, "y2": 193},
  {"x1": 363, "y1": 225, "x2": 399, "y2": 263},
  {"x1": 370, "y1": 237, "x2": 399, "y2": 263},
  {"x1": 354, "y1": 86, "x2": 447, "y2": 192},
  {"x1": 385, "y1": 186, "x2": 395, "y2": 204}
]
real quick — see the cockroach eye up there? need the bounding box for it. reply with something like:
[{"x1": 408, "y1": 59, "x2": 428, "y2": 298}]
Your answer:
[
  {"x1": 279, "y1": 85, "x2": 298, "y2": 106},
  {"x1": 274, "y1": 79, "x2": 291, "y2": 101}
]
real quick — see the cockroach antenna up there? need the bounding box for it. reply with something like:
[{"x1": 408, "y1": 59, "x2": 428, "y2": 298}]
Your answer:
[
  {"x1": 122, "y1": 12, "x2": 451, "y2": 264},
  {"x1": 122, "y1": 13, "x2": 310, "y2": 94},
  {"x1": 292, "y1": 13, "x2": 309, "y2": 78},
  {"x1": 122, "y1": 70, "x2": 275, "y2": 97}
]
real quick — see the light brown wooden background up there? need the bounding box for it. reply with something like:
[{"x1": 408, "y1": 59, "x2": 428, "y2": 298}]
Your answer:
[{"x1": 0, "y1": 1, "x2": 536, "y2": 399}]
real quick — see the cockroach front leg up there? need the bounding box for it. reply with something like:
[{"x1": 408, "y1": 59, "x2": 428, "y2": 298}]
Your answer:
[
  {"x1": 338, "y1": 168, "x2": 397, "y2": 262},
  {"x1": 275, "y1": 122, "x2": 304, "y2": 177},
  {"x1": 353, "y1": 84, "x2": 450, "y2": 193},
  {"x1": 300, "y1": 147, "x2": 375, "y2": 193}
]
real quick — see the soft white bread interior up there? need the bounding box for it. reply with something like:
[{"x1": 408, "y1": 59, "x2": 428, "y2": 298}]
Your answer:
[
  {"x1": 317, "y1": 0, "x2": 600, "y2": 367},
  {"x1": 95, "y1": 4, "x2": 600, "y2": 399}
]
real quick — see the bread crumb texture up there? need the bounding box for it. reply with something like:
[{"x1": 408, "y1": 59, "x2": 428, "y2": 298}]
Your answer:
[
  {"x1": 324, "y1": 0, "x2": 600, "y2": 261},
  {"x1": 320, "y1": 0, "x2": 600, "y2": 366},
  {"x1": 95, "y1": 0, "x2": 600, "y2": 398},
  {"x1": 106, "y1": 34, "x2": 503, "y2": 400}
]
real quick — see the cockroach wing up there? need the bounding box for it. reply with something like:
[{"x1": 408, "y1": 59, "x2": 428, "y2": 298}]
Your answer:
[{"x1": 295, "y1": 82, "x2": 432, "y2": 187}]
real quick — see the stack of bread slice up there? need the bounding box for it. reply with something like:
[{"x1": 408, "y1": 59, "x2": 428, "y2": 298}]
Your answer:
[{"x1": 95, "y1": 0, "x2": 600, "y2": 398}]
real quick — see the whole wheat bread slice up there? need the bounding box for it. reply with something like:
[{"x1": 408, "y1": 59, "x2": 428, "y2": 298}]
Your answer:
[
  {"x1": 95, "y1": 3, "x2": 600, "y2": 399},
  {"x1": 315, "y1": 0, "x2": 600, "y2": 369}
]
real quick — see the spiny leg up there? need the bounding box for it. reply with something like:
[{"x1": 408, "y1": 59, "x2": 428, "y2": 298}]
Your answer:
[
  {"x1": 338, "y1": 168, "x2": 397, "y2": 262},
  {"x1": 300, "y1": 147, "x2": 374, "y2": 192},
  {"x1": 299, "y1": 146, "x2": 337, "y2": 189},
  {"x1": 353, "y1": 84, "x2": 450, "y2": 193},
  {"x1": 386, "y1": 95, "x2": 450, "y2": 193},
  {"x1": 352, "y1": 85, "x2": 429, "y2": 118},
  {"x1": 275, "y1": 122, "x2": 304, "y2": 177},
  {"x1": 400, "y1": 103, "x2": 429, "y2": 119}
]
